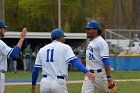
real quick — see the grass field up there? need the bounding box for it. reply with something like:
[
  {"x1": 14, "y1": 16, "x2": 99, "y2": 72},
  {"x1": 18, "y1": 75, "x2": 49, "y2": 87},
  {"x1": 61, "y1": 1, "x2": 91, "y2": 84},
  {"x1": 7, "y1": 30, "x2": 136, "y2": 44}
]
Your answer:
[
  {"x1": 4, "y1": 71, "x2": 140, "y2": 93},
  {"x1": 5, "y1": 82, "x2": 140, "y2": 93},
  {"x1": 5, "y1": 71, "x2": 140, "y2": 79}
]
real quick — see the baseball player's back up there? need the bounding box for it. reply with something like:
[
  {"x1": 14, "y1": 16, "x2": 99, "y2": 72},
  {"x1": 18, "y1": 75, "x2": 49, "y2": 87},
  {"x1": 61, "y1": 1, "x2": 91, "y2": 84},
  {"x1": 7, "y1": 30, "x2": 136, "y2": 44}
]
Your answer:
[
  {"x1": 35, "y1": 40, "x2": 76, "y2": 76},
  {"x1": 35, "y1": 41, "x2": 74, "y2": 93}
]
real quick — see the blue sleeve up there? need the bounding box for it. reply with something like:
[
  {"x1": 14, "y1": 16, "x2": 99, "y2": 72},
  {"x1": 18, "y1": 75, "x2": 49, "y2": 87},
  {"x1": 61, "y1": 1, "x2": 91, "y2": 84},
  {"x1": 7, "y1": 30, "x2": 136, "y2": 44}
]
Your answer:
[
  {"x1": 9, "y1": 46, "x2": 21, "y2": 58},
  {"x1": 32, "y1": 67, "x2": 40, "y2": 86},
  {"x1": 102, "y1": 58, "x2": 110, "y2": 66},
  {"x1": 69, "y1": 58, "x2": 89, "y2": 74}
]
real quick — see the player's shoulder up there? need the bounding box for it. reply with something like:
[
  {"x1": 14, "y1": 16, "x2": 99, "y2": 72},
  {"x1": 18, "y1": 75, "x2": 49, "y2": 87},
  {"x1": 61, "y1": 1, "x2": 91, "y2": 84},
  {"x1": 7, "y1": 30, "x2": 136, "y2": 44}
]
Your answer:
[
  {"x1": 59, "y1": 42, "x2": 71, "y2": 49},
  {"x1": 37, "y1": 44, "x2": 49, "y2": 52},
  {"x1": 0, "y1": 40, "x2": 5, "y2": 45},
  {"x1": 97, "y1": 36, "x2": 107, "y2": 43},
  {"x1": 95, "y1": 36, "x2": 108, "y2": 46},
  {"x1": 40, "y1": 44, "x2": 50, "y2": 49},
  {"x1": 0, "y1": 40, "x2": 7, "y2": 47}
]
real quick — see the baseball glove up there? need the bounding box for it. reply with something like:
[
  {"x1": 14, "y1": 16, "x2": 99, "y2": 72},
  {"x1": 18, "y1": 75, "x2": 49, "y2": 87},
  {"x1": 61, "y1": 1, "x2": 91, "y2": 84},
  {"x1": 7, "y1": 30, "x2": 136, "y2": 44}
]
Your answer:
[{"x1": 106, "y1": 81, "x2": 119, "y2": 93}]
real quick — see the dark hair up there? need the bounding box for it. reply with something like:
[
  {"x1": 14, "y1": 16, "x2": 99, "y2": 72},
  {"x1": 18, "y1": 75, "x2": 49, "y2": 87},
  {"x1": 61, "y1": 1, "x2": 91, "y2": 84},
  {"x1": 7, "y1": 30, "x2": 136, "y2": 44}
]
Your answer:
[
  {"x1": 97, "y1": 29, "x2": 102, "y2": 35},
  {"x1": 52, "y1": 37, "x2": 61, "y2": 40}
]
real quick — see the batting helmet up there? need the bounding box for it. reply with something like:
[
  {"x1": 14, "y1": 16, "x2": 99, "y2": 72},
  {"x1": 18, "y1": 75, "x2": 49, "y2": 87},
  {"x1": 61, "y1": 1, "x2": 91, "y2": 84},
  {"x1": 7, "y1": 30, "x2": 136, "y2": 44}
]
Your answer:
[
  {"x1": 51, "y1": 29, "x2": 65, "y2": 40},
  {"x1": 84, "y1": 20, "x2": 101, "y2": 29},
  {"x1": 0, "y1": 20, "x2": 8, "y2": 28}
]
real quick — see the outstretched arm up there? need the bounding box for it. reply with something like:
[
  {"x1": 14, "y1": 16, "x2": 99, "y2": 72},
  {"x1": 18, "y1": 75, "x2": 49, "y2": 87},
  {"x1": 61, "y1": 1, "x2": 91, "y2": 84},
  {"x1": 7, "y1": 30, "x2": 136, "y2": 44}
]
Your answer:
[
  {"x1": 9, "y1": 28, "x2": 28, "y2": 58},
  {"x1": 17, "y1": 28, "x2": 28, "y2": 48},
  {"x1": 69, "y1": 58, "x2": 95, "y2": 81}
]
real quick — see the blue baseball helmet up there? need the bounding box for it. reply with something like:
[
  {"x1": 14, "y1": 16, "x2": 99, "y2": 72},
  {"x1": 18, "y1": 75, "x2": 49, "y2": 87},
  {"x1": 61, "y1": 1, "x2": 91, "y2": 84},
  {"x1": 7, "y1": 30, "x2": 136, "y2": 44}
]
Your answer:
[
  {"x1": 51, "y1": 29, "x2": 65, "y2": 39},
  {"x1": 0, "y1": 20, "x2": 8, "y2": 28},
  {"x1": 84, "y1": 20, "x2": 101, "y2": 29}
]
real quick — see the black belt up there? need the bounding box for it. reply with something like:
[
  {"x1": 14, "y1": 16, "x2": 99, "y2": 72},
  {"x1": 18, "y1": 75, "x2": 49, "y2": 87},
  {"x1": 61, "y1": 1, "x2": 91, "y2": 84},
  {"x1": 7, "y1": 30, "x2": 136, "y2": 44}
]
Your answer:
[
  {"x1": 43, "y1": 75, "x2": 64, "y2": 79},
  {"x1": 89, "y1": 69, "x2": 102, "y2": 73},
  {"x1": 0, "y1": 71, "x2": 5, "y2": 73}
]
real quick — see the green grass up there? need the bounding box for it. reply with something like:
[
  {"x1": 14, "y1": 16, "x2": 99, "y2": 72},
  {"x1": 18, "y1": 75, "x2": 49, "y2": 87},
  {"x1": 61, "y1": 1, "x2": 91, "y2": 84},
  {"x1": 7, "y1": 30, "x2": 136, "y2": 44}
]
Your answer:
[
  {"x1": 5, "y1": 71, "x2": 140, "y2": 79},
  {"x1": 5, "y1": 71, "x2": 32, "y2": 79},
  {"x1": 4, "y1": 71, "x2": 140, "y2": 93},
  {"x1": 68, "y1": 82, "x2": 140, "y2": 93},
  {"x1": 111, "y1": 71, "x2": 140, "y2": 79},
  {"x1": 117, "y1": 81, "x2": 140, "y2": 93},
  {"x1": 5, "y1": 71, "x2": 85, "y2": 80},
  {"x1": 5, "y1": 84, "x2": 35, "y2": 93},
  {"x1": 5, "y1": 82, "x2": 140, "y2": 93}
]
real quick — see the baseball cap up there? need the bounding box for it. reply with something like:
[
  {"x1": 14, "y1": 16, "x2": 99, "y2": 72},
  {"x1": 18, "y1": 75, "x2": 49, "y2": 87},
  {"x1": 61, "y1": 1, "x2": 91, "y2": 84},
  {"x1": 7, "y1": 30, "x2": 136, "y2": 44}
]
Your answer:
[
  {"x1": 51, "y1": 29, "x2": 65, "y2": 39},
  {"x1": 84, "y1": 20, "x2": 101, "y2": 29},
  {"x1": 0, "y1": 20, "x2": 8, "y2": 28}
]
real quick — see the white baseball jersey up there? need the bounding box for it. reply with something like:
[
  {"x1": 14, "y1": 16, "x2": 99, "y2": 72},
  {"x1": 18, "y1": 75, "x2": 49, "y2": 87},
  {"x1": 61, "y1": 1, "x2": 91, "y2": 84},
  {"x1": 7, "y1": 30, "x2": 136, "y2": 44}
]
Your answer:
[
  {"x1": 34, "y1": 40, "x2": 77, "y2": 76},
  {"x1": 0, "y1": 40, "x2": 13, "y2": 93},
  {"x1": 82, "y1": 36, "x2": 109, "y2": 93},
  {"x1": 86, "y1": 36, "x2": 109, "y2": 70},
  {"x1": 0, "y1": 40, "x2": 13, "y2": 71}
]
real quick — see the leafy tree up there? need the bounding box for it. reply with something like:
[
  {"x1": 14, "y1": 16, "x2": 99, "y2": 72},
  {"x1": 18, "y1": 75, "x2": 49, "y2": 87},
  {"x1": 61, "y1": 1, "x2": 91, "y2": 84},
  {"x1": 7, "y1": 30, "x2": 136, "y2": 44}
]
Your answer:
[{"x1": 5, "y1": 0, "x2": 139, "y2": 32}]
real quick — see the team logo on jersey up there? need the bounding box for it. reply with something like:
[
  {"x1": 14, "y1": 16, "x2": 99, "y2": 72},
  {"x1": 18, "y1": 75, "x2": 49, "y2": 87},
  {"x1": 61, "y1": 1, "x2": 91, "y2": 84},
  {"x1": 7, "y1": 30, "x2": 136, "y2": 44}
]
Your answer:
[{"x1": 86, "y1": 46, "x2": 95, "y2": 60}]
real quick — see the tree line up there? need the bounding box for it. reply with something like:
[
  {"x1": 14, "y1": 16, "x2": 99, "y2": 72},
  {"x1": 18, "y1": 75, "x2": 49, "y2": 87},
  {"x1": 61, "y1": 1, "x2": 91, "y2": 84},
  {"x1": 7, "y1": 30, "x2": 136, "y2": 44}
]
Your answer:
[{"x1": 5, "y1": 0, "x2": 140, "y2": 32}]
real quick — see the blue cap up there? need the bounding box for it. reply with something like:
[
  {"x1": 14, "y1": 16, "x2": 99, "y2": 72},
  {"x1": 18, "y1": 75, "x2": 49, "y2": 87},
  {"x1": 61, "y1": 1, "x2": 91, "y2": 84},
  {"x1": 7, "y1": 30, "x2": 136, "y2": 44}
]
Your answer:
[
  {"x1": 0, "y1": 20, "x2": 8, "y2": 28},
  {"x1": 84, "y1": 20, "x2": 101, "y2": 29},
  {"x1": 51, "y1": 29, "x2": 65, "y2": 39}
]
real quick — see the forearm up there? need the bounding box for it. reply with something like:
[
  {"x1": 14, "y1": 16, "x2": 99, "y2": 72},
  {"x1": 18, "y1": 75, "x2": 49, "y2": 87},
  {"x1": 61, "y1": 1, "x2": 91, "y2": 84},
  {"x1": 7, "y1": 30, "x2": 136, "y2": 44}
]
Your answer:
[
  {"x1": 102, "y1": 58, "x2": 111, "y2": 77},
  {"x1": 105, "y1": 66, "x2": 115, "y2": 87},
  {"x1": 32, "y1": 67, "x2": 39, "y2": 86},
  {"x1": 32, "y1": 85, "x2": 36, "y2": 93},
  {"x1": 70, "y1": 58, "x2": 89, "y2": 74},
  {"x1": 17, "y1": 38, "x2": 25, "y2": 48},
  {"x1": 17, "y1": 27, "x2": 28, "y2": 48},
  {"x1": 104, "y1": 66, "x2": 111, "y2": 76}
]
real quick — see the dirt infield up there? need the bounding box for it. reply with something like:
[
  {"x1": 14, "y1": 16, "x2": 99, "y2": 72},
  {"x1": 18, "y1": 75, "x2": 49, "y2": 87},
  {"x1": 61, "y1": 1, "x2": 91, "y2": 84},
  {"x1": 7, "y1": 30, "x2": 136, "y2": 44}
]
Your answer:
[{"x1": 5, "y1": 79, "x2": 140, "y2": 85}]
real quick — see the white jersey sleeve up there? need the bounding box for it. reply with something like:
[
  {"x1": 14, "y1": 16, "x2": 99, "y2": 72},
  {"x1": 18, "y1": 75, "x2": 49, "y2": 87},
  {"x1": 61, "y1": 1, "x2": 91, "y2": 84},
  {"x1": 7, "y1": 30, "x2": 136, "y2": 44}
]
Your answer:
[
  {"x1": 65, "y1": 45, "x2": 77, "y2": 63},
  {"x1": 0, "y1": 40, "x2": 12, "y2": 57},
  {"x1": 97, "y1": 40, "x2": 109, "y2": 59},
  {"x1": 34, "y1": 50, "x2": 42, "y2": 68}
]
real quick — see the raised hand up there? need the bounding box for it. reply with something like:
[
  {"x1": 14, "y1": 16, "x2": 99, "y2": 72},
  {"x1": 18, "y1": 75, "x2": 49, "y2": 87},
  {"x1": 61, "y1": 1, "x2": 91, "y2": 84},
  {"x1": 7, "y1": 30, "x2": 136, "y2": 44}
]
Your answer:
[{"x1": 20, "y1": 28, "x2": 28, "y2": 39}]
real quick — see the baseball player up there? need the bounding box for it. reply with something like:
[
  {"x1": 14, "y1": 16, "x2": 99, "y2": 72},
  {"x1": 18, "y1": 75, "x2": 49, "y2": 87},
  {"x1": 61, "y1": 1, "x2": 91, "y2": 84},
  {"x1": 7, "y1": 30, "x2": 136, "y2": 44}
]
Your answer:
[
  {"x1": 81, "y1": 20, "x2": 114, "y2": 93},
  {"x1": 32, "y1": 29, "x2": 95, "y2": 93},
  {"x1": 0, "y1": 19, "x2": 27, "y2": 93}
]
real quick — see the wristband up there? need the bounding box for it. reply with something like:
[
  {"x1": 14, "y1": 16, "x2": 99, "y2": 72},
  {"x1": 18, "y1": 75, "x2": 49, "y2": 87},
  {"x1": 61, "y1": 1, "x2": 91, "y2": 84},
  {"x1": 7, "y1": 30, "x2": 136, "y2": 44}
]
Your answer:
[{"x1": 107, "y1": 76, "x2": 112, "y2": 80}]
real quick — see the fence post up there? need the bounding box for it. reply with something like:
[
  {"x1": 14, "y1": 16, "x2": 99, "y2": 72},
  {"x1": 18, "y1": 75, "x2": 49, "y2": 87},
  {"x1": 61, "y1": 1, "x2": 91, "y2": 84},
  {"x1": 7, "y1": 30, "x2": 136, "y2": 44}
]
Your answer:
[{"x1": 115, "y1": 55, "x2": 119, "y2": 71}]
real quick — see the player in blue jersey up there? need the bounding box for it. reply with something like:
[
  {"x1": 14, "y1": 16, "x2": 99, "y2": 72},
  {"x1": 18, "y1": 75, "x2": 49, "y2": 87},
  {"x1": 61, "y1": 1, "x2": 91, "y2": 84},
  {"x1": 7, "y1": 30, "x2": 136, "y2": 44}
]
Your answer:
[{"x1": 32, "y1": 29, "x2": 95, "y2": 93}]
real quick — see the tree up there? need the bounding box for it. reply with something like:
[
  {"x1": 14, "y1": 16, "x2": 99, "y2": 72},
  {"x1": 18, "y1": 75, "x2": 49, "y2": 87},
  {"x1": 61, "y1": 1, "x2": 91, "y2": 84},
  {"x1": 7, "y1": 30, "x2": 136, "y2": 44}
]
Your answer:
[
  {"x1": 5, "y1": 0, "x2": 139, "y2": 32},
  {"x1": 132, "y1": 0, "x2": 140, "y2": 29}
]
